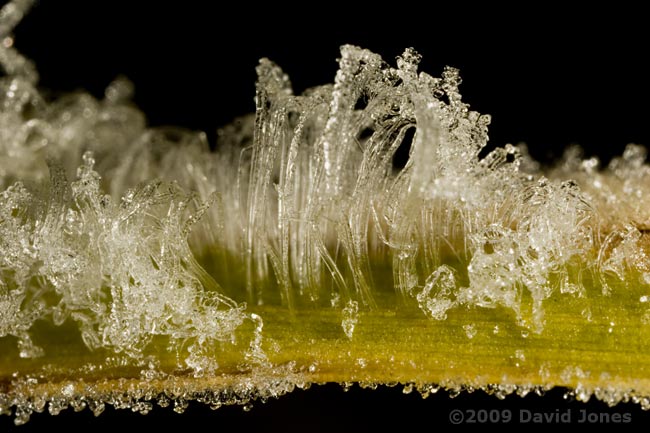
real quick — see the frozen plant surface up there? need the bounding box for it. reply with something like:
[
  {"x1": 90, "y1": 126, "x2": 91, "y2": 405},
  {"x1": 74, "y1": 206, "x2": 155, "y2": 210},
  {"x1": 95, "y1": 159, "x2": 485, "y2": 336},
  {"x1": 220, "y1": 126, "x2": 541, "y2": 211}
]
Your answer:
[{"x1": 3, "y1": 0, "x2": 650, "y2": 425}]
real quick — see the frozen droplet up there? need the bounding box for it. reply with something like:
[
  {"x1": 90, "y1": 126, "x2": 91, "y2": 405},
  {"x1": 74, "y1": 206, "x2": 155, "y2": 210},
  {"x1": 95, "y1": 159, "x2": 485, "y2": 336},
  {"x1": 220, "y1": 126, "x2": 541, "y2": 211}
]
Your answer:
[
  {"x1": 89, "y1": 401, "x2": 105, "y2": 417},
  {"x1": 157, "y1": 396, "x2": 170, "y2": 408},
  {"x1": 61, "y1": 384, "x2": 74, "y2": 398},
  {"x1": 576, "y1": 385, "x2": 592, "y2": 403},
  {"x1": 104, "y1": 75, "x2": 134, "y2": 104},
  {"x1": 515, "y1": 350, "x2": 525, "y2": 361},
  {"x1": 463, "y1": 323, "x2": 477, "y2": 339},
  {"x1": 420, "y1": 384, "x2": 439, "y2": 398},
  {"x1": 416, "y1": 265, "x2": 458, "y2": 320},
  {"x1": 641, "y1": 397, "x2": 650, "y2": 411},
  {"x1": 341, "y1": 300, "x2": 359, "y2": 339},
  {"x1": 330, "y1": 292, "x2": 341, "y2": 308},
  {"x1": 513, "y1": 349, "x2": 526, "y2": 367},
  {"x1": 643, "y1": 274, "x2": 650, "y2": 285},
  {"x1": 173, "y1": 399, "x2": 188, "y2": 414}
]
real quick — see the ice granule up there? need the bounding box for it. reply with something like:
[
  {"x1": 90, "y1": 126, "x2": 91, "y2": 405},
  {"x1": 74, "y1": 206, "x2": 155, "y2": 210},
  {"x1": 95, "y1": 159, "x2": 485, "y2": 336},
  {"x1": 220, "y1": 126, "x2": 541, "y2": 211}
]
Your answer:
[
  {"x1": 462, "y1": 323, "x2": 477, "y2": 339},
  {"x1": 342, "y1": 300, "x2": 359, "y2": 339}
]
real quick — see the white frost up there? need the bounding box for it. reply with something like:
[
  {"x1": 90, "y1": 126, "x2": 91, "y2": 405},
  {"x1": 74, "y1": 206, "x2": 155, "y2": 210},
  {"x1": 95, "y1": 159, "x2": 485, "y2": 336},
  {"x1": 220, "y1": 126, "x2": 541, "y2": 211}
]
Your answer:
[{"x1": 1, "y1": 0, "x2": 650, "y2": 365}]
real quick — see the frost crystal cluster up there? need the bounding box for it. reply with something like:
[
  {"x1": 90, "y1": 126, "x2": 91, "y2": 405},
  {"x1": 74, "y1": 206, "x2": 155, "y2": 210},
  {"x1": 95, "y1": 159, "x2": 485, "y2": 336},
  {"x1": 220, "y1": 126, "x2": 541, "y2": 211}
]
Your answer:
[{"x1": 3, "y1": 0, "x2": 650, "y2": 425}]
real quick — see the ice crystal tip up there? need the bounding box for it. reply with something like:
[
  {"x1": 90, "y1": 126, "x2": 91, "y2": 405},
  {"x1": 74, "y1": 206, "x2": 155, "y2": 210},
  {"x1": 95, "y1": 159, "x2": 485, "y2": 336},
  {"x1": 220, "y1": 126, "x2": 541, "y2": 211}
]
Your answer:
[{"x1": 2, "y1": 0, "x2": 650, "y2": 424}]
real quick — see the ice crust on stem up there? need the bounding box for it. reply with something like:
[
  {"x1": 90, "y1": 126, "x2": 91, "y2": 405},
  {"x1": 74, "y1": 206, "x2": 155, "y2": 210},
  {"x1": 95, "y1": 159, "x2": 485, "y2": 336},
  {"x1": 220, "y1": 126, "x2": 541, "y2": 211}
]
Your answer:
[{"x1": 3, "y1": 0, "x2": 650, "y2": 424}]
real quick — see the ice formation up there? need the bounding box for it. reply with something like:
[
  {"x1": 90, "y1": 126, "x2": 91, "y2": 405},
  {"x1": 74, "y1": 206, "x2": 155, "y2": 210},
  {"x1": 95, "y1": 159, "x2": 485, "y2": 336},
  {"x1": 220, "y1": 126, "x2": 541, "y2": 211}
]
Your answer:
[{"x1": 2, "y1": 0, "x2": 650, "y2": 425}]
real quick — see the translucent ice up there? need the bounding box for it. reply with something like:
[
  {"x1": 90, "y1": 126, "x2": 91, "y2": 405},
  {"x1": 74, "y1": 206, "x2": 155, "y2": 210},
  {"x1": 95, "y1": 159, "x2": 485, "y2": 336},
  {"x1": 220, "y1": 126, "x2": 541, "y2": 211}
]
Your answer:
[
  {"x1": 0, "y1": 11, "x2": 645, "y2": 354},
  {"x1": 3, "y1": 0, "x2": 650, "y2": 422},
  {"x1": 342, "y1": 300, "x2": 359, "y2": 339},
  {"x1": 1, "y1": 151, "x2": 248, "y2": 365}
]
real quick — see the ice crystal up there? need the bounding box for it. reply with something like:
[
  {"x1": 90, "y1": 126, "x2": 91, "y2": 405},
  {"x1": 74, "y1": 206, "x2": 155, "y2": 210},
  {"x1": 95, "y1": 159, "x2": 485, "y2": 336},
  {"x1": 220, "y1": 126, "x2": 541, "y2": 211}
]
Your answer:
[
  {"x1": 462, "y1": 323, "x2": 477, "y2": 339},
  {"x1": 342, "y1": 300, "x2": 359, "y2": 339},
  {"x1": 0, "y1": 0, "x2": 250, "y2": 369},
  {"x1": 0, "y1": 150, "x2": 249, "y2": 363},
  {"x1": 0, "y1": 9, "x2": 607, "y2": 339}
]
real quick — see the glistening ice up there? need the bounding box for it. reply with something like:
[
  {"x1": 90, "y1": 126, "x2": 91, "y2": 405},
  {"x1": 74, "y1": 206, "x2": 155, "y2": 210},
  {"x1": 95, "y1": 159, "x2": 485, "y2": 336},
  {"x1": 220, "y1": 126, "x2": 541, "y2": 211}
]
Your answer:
[{"x1": 2, "y1": 0, "x2": 650, "y2": 426}]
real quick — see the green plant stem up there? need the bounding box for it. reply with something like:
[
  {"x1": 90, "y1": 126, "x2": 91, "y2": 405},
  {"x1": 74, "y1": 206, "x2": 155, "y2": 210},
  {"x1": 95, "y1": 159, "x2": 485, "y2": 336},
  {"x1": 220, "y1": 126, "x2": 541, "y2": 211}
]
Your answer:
[{"x1": 3, "y1": 282, "x2": 650, "y2": 401}]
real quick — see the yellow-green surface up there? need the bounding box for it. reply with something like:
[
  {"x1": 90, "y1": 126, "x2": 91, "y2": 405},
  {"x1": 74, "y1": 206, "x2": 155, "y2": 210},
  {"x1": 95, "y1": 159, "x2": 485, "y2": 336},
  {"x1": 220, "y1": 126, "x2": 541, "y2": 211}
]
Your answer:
[{"x1": 2, "y1": 278, "x2": 650, "y2": 399}]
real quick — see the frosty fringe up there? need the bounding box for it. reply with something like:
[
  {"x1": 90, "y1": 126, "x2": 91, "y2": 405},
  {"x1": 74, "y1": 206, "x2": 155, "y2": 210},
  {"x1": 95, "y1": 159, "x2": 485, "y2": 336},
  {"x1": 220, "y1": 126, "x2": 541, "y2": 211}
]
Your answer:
[{"x1": 3, "y1": 0, "x2": 650, "y2": 370}]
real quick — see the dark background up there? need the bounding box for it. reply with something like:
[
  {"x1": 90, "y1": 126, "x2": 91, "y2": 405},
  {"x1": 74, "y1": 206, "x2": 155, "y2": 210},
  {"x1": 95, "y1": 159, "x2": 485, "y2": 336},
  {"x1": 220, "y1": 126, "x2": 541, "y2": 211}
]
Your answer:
[
  {"x1": 3, "y1": 1, "x2": 650, "y2": 430},
  {"x1": 2, "y1": 385, "x2": 648, "y2": 431},
  {"x1": 11, "y1": 1, "x2": 650, "y2": 165}
]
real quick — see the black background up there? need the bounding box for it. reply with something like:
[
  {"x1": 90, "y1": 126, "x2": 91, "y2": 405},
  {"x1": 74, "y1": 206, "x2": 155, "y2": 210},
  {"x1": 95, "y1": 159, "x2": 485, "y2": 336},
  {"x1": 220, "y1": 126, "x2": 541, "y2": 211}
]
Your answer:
[
  {"x1": 2, "y1": 385, "x2": 647, "y2": 431},
  {"x1": 11, "y1": 1, "x2": 650, "y2": 165},
  {"x1": 3, "y1": 1, "x2": 650, "y2": 430}
]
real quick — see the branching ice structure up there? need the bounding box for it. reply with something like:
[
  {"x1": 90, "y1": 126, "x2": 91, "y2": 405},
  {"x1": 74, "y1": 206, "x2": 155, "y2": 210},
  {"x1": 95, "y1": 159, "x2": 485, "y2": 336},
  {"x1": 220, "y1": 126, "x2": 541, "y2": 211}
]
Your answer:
[{"x1": 3, "y1": 0, "x2": 650, "y2": 425}]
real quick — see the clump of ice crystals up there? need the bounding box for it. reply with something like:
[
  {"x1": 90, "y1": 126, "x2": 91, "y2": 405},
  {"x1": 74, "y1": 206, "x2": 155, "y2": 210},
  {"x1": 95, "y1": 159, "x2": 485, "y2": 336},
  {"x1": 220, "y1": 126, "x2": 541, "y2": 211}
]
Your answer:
[
  {"x1": 0, "y1": 0, "x2": 647, "y2": 351},
  {"x1": 0, "y1": 0, "x2": 249, "y2": 366},
  {"x1": 3, "y1": 0, "x2": 650, "y2": 423},
  {"x1": 234, "y1": 45, "x2": 596, "y2": 334}
]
